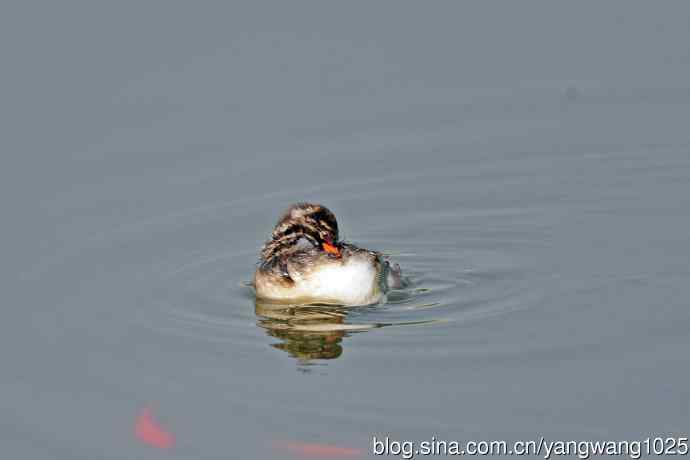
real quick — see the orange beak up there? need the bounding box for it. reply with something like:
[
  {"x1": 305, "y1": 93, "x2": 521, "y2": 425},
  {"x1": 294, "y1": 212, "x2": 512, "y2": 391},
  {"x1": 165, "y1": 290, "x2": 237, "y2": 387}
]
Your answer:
[{"x1": 322, "y1": 241, "x2": 341, "y2": 257}]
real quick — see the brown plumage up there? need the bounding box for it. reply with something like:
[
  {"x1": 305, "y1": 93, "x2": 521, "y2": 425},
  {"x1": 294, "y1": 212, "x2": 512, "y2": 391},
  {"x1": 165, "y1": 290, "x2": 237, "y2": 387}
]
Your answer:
[{"x1": 259, "y1": 202, "x2": 339, "y2": 264}]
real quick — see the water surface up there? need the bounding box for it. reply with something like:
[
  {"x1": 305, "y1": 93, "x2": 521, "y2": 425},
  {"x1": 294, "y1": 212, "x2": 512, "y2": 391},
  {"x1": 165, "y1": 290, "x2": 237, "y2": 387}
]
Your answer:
[{"x1": 2, "y1": 2, "x2": 690, "y2": 458}]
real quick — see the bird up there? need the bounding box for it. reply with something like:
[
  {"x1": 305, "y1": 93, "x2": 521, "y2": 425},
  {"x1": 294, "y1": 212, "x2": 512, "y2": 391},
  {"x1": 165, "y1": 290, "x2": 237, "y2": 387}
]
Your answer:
[{"x1": 253, "y1": 202, "x2": 403, "y2": 305}]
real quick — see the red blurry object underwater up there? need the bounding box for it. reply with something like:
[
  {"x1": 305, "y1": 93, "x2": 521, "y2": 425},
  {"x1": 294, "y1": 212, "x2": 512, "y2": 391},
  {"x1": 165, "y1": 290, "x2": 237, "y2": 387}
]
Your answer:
[
  {"x1": 132, "y1": 406, "x2": 359, "y2": 456},
  {"x1": 135, "y1": 407, "x2": 175, "y2": 449}
]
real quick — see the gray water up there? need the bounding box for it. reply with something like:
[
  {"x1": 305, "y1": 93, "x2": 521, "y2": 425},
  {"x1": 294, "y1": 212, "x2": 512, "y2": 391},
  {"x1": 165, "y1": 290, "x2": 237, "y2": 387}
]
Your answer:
[{"x1": 2, "y1": 2, "x2": 690, "y2": 459}]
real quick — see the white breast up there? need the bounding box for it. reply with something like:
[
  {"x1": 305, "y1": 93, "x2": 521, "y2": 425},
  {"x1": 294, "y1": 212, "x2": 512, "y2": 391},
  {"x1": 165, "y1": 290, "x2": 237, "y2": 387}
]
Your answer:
[{"x1": 291, "y1": 257, "x2": 383, "y2": 305}]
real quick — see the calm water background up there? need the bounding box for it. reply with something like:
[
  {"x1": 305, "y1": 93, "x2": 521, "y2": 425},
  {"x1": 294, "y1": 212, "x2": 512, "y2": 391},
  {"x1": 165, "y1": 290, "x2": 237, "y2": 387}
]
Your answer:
[{"x1": 2, "y1": 2, "x2": 690, "y2": 458}]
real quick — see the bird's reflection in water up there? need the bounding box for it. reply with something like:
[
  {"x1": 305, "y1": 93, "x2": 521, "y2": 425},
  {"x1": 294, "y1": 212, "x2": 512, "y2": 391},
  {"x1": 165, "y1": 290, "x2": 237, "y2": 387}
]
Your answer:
[{"x1": 255, "y1": 301, "x2": 377, "y2": 366}]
